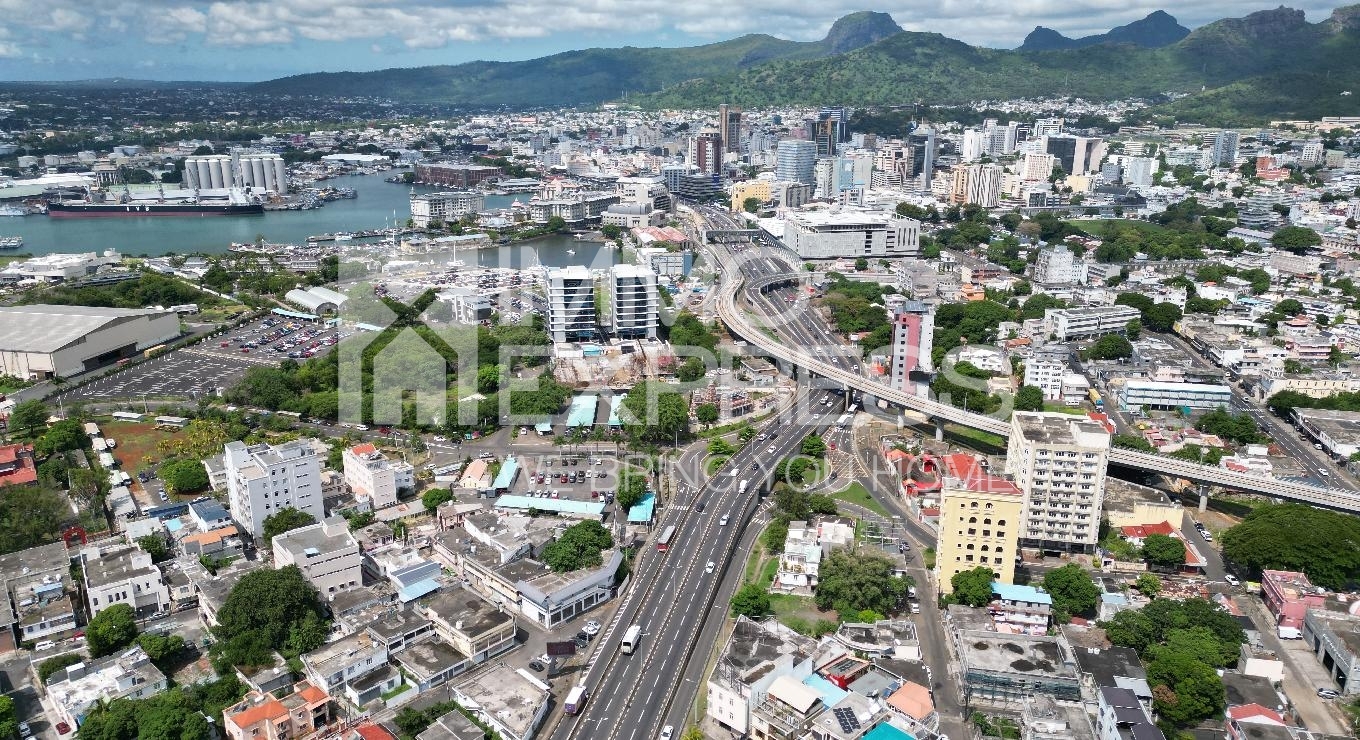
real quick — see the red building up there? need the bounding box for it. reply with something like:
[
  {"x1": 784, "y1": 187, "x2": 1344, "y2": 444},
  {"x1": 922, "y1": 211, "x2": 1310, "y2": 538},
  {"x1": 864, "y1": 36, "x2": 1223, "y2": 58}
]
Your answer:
[
  {"x1": 0, "y1": 444, "x2": 36, "y2": 488},
  {"x1": 413, "y1": 163, "x2": 502, "y2": 188},
  {"x1": 1261, "y1": 570, "x2": 1326, "y2": 630}
]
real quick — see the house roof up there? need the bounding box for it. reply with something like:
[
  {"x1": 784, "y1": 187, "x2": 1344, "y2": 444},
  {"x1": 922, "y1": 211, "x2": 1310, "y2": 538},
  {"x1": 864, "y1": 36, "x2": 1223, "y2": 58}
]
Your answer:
[
  {"x1": 227, "y1": 697, "x2": 286, "y2": 729},
  {"x1": 768, "y1": 674, "x2": 821, "y2": 714},
  {"x1": 296, "y1": 683, "x2": 328, "y2": 705},
  {"x1": 351, "y1": 443, "x2": 377, "y2": 455},
  {"x1": 886, "y1": 681, "x2": 933, "y2": 720},
  {"x1": 1227, "y1": 704, "x2": 1285, "y2": 725}
]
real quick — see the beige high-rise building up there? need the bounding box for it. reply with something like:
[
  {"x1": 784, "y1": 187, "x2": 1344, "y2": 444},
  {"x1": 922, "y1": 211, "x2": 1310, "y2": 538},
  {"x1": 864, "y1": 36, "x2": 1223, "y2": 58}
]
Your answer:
[
  {"x1": 1005, "y1": 412, "x2": 1111, "y2": 553},
  {"x1": 937, "y1": 454, "x2": 1024, "y2": 593}
]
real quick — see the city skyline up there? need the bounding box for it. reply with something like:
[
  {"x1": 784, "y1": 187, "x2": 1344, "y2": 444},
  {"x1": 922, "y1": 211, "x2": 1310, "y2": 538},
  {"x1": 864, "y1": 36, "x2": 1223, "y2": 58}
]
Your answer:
[{"x1": 0, "y1": 0, "x2": 1343, "y2": 81}]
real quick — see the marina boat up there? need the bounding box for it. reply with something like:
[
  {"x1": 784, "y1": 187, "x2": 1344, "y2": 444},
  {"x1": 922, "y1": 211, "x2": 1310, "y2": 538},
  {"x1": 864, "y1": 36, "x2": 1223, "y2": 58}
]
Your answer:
[
  {"x1": 0, "y1": 205, "x2": 27, "y2": 217},
  {"x1": 0, "y1": 236, "x2": 23, "y2": 249}
]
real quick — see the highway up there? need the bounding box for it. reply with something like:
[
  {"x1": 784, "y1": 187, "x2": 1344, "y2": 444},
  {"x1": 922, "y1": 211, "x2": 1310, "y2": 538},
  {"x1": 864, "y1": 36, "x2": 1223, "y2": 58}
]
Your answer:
[
  {"x1": 552, "y1": 212, "x2": 867, "y2": 740},
  {"x1": 707, "y1": 235, "x2": 1360, "y2": 512}
]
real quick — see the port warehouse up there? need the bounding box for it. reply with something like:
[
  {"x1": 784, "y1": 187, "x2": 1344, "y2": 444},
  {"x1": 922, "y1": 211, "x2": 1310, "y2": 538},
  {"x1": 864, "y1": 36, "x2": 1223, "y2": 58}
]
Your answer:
[{"x1": 0, "y1": 305, "x2": 180, "y2": 380}]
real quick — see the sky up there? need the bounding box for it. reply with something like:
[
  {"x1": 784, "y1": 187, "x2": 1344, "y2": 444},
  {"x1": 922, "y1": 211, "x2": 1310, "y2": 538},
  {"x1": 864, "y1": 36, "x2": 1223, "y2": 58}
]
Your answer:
[{"x1": 0, "y1": 0, "x2": 1345, "y2": 82}]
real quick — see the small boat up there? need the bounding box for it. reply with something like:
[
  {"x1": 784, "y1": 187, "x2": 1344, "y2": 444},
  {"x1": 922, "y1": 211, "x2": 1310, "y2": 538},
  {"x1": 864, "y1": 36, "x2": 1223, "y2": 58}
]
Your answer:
[
  {"x1": 0, "y1": 205, "x2": 27, "y2": 217},
  {"x1": 0, "y1": 236, "x2": 23, "y2": 249},
  {"x1": 566, "y1": 249, "x2": 576, "y2": 255}
]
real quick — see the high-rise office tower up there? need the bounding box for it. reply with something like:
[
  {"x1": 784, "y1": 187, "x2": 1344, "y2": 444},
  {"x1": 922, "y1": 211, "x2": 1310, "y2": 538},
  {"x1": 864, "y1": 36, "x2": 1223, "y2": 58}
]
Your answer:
[
  {"x1": 718, "y1": 104, "x2": 742, "y2": 154},
  {"x1": 889, "y1": 301, "x2": 935, "y2": 394},
  {"x1": 688, "y1": 131, "x2": 723, "y2": 175},
  {"x1": 1210, "y1": 131, "x2": 1240, "y2": 167},
  {"x1": 961, "y1": 129, "x2": 985, "y2": 162},
  {"x1": 775, "y1": 140, "x2": 818, "y2": 186},
  {"x1": 908, "y1": 128, "x2": 937, "y2": 189},
  {"x1": 1033, "y1": 117, "x2": 1064, "y2": 137}
]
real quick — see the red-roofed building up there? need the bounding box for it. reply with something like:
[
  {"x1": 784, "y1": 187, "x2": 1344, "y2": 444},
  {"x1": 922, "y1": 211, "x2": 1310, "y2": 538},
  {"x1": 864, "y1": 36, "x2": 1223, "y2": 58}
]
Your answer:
[
  {"x1": 1227, "y1": 704, "x2": 1286, "y2": 740},
  {"x1": 350, "y1": 724, "x2": 397, "y2": 740},
  {"x1": 1117, "y1": 521, "x2": 1206, "y2": 573},
  {"x1": 0, "y1": 444, "x2": 37, "y2": 488},
  {"x1": 937, "y1": 454, "x2": 1024, "y2": 593},
  {"x1": 223, "y1": 681, "x2": 331, "y2": 740},
  {"x1": 1261, "y1": 570, "x2": 1326, "y2": 630}
]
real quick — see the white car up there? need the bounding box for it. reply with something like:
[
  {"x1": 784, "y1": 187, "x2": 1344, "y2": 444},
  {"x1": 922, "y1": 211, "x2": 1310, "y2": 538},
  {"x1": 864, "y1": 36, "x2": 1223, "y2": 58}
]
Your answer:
[
  {"x1": 720, "y1": 515, "x2": 729, "y2": 526},
  {"x1": 705, "y1": 561, "x2": 716, "y2": 574},
  {"x1": 583, "y1": 620, "x2": 601, "y2": 635},
  {"x1": 659, "y1": 727, "x2": 674, "y2": 740},
  {"x1": 1224, "y1": 574, "x2": 1240, "y2": 587},
  {"x1": 432, "y1": 435, "x2": 447, "y2": 442}
]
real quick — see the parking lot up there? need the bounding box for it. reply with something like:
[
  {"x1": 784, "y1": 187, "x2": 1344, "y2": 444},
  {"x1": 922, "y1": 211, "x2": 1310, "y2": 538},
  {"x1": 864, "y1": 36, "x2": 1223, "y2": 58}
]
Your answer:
[
  {"x1": 59, "y1": 350, "x2": 259, "y2": 402},
  {"x1": 514, "y1": 453, "x2": 625, "y2": 506},
  {"x1": 57, "y1": 315, "x2": 339, "y2": 404},
  {"x1": 195, "y1": 315, "x2": 339, "y2": 363}
]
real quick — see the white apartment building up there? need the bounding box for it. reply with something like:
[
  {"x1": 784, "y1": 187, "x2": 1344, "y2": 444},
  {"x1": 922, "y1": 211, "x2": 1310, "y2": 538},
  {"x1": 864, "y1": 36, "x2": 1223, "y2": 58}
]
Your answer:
[
  {"x1": 1043, "y1": 305, "x2": 1142, "y2": 341},
  {"x1": 47, "y1": 647, "x2": 167, "y2": 731},
  {"x1": 780, "y1": 210, "x2": 920, "y2": 259},
  {"x1": 1021, "y1": 153, "x2": 1056, "y2": 182},
  {"x1": 342, "y1": 442, "x2": 414, "y2": 510},
  {"x1": 224, "y1": 439, "x2": 324, "y2": 539},
  {"x1": 608, "y1": 264, "x2": 659, "y2": 339},
  {"x1": 410, "y1": 191, "x2": 486, "y2": 228},
  {"x1": 1032, "y1": 247, "x2": 1085, "y2": 286},
  {"x1": 272, "y1": 517, "x2": 363, "y2": 597},
  {"x1": 545, "y1": 266, "x2": 596, "y2": 343},
  {"x1": 436, "y1": 287, "x2": 492, "y2": 325},
  {"x1": 1024, "y1": 357, "x2": 1068, "y2": 401},
  {"x1": 1004, "y1": 412, "x2": 1111, "y2": 553},
  {"x1": 82, "y1": 545, "x2": 170, "y2": 617}
]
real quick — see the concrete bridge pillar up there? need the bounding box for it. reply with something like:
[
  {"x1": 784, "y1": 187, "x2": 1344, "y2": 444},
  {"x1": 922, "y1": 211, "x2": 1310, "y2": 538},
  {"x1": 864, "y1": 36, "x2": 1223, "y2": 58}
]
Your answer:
[{"x1": 934, "y1": 418, "x2": 945, "y2": 442}]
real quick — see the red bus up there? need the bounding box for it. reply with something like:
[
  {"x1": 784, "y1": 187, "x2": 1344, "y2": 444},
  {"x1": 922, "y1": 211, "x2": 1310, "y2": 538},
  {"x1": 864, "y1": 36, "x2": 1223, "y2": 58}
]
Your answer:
[{"x1": 656, "y1": 525, "x2": 676, "y2": 552}]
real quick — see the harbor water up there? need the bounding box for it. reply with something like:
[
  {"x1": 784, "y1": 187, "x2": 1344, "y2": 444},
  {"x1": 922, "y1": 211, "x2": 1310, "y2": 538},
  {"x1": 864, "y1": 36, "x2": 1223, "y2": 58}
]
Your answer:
[{"x1": 0, "y1": 173, "x2": 615, "y2": 269}]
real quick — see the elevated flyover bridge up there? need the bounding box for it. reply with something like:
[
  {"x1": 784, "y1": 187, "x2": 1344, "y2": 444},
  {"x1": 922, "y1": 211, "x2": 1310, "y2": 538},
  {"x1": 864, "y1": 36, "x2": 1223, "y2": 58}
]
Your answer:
[{"x1": 717, "y1": 262, "x2": 1360, "y2": 514}]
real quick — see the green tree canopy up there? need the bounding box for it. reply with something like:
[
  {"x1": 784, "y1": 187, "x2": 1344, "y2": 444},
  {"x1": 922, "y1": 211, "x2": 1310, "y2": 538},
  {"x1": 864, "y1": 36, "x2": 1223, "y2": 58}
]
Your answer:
[
  {"x1": 1134, "y1": 573, "x2": 1162, "y2": 597},
  {"x1": 261, "y1": 507, "x2": 316, "y2": 543},
  {"x1": 1042, "y1": 563, "x2": 1099, "y2": 621},
  {"x1": 800, "y1": 435, "x2": 827, "y2": 458},
  {"x1": 37, "y1": 419, "x2": 89, "y2": 455},
  {"x1": 1085, "y1": 334, "x2": 1133, "y2": 360},
  {"x1": 1142, "y1": 533, "x2": 1187, "y2": 569},
  {"x1": 1013, "y1": 385, "x2": 1045, "y2": 412},
  {"x1": 421, "y1": 488, "x2": 454, "y2": 510},
  {"x1": 814, "y1": 549, "x2": 913, "y2": 616},
  {"x1": 1221, "y1": 503, "x2": 1360, "y2": 589},
  {"x1": 87, "y1": 603, "x2": 138, "y2": 658},
  {"x1": 157, "y1": 458, "x2": 209, "y2": 496},
  {"x1": 1271, "y1": 225, "x2": 1321, "y2": 254},
  {"x1": 616, "y1": 474, "x2": 648, "y2": 512},
  {"x1": 8, "y1": 399, "x2": 48, "y2": 438},
  {"x1": 214, "y1": 565, "x2": 328, "y2": 668},
  {"x1": 731, "y1": 583, "x2": 772, "y2": 618},
  {"x1": 695, "y1": 403, "x2": 720, "y2": 425},
  {"x1": 542, "y1": 520, "x2": 615, "y2": 572},
  {"x1": 1147, "y1": 650, "x2": 1226, "y2": 726},
  {"x1": 950, "y1": 566, "x2": 997, "y2": 607}
]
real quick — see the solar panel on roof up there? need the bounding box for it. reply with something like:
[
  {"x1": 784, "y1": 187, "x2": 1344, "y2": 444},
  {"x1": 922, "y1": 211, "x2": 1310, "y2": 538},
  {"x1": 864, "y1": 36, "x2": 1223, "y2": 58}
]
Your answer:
[{"x1": 832, "y1": 707, "x2": 860, "y2": 733}]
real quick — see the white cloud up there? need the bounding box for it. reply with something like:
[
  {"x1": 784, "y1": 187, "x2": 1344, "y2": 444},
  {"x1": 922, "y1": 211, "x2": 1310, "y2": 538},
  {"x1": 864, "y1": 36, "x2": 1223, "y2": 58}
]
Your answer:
[
  {"x1": 0, "y1": 0, "x2": 1348, "y2": 59},
  {"x1": 0, "y1": 42, "x2": 20, "y2": 59}
]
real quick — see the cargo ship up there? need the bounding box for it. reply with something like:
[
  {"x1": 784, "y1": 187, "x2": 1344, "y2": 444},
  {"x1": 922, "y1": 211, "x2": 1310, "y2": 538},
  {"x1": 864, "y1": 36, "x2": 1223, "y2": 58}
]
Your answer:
[{"x1": 46, "y1": 186, "x2": 264, "y2": 218}]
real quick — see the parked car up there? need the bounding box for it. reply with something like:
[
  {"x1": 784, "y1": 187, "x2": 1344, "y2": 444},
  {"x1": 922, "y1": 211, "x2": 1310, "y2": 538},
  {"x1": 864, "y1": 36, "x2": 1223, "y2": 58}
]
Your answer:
[
  {"x1": 1224, "y1": 574, "x2": 1240, "y2": 587},
  {"x1": 583, "y1": 620, "x2": 601, "y2": 635},
  {"x1": 1318, "y1": 687, "x2": 1341, "y2": 700}
]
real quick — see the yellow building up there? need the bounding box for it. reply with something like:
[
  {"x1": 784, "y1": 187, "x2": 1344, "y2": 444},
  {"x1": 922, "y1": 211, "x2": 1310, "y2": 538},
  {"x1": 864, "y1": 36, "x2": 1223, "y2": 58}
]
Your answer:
[
  {"x1": 729, "y1": 179, "x2": 772, "y2": 213},
  {"x1": 936, "y1": 453, "x2": 1024, "y2": 594}
]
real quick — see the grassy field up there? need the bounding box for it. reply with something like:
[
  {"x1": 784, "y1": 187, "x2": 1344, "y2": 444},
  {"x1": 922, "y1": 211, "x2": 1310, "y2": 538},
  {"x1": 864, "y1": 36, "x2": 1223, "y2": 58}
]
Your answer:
[
  {"x1": 833, "y1": 482, "x2": 890, "y2": 517},
  {"x1": 1043, "y1": 403, "x2": 1088, "y2": 415},
  {"x1": 1066, "y1": 218, "x2": 1169, "y2": 238},
  {"x1": 703, "y1": 455, "x2": 729, "y2": 476},
  {"x1": 945, "y1": 423, "x2": 1007, "y2": 452},
  {"x1": 101, "y1": 421, "x2": 179, "y2": 475}
]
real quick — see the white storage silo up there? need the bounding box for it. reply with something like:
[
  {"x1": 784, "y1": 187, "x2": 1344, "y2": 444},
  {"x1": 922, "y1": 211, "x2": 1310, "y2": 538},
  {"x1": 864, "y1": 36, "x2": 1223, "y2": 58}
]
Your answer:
[
  {"x1": 208, "y1": 156, "x2": 227, "y2": 189},
  {"x1": 271, "y1": 156, "x2": 287, "y2": 193},
  {"x1": 195, "y1": 158, "x2": 213, "y2": 191},
  {"x1": 250, "y1": 157, "x2": 267, "y2": 191}
]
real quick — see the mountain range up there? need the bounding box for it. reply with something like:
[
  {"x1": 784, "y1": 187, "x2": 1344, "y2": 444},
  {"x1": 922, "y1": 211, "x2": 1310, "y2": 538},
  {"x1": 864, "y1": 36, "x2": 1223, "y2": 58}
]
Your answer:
[
  {"x1": 248, "y1": 12, "x2": 903, "y2": 108},
  {"x1": 247, "y1": 6, "x2": 1360, "y2": 125},
  {"x1": 1018, "y1": 10, "x2": 1189, "y2": 51}
]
